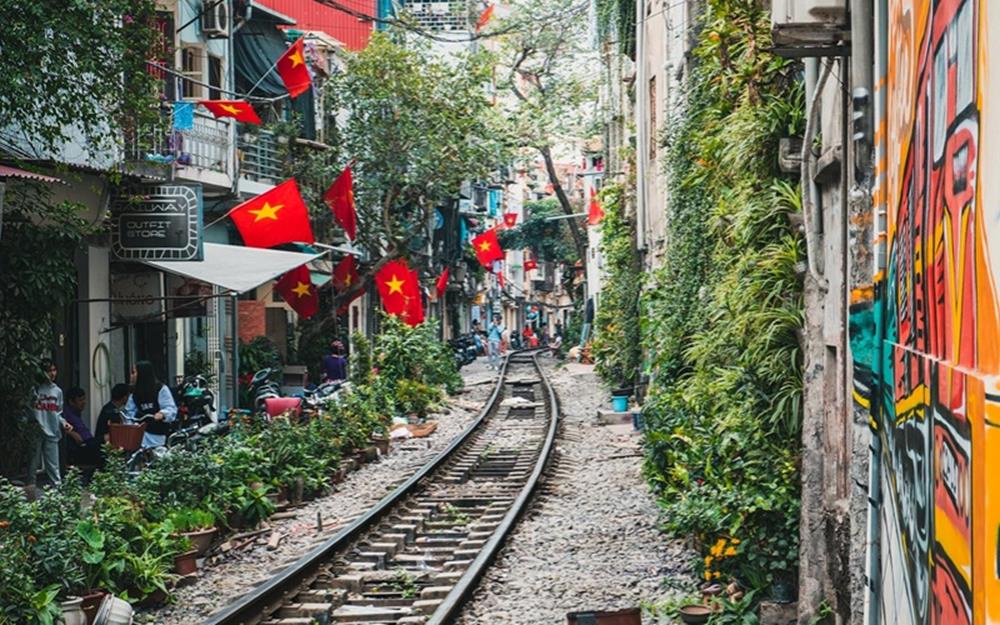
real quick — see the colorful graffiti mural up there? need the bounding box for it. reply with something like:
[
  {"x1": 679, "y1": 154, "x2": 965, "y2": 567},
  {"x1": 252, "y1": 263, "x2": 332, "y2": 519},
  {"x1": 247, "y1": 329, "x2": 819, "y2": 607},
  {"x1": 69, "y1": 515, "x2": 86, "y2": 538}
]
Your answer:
[{"x1": 870, "y1": 0, "x2": 1000, "y2": 623}]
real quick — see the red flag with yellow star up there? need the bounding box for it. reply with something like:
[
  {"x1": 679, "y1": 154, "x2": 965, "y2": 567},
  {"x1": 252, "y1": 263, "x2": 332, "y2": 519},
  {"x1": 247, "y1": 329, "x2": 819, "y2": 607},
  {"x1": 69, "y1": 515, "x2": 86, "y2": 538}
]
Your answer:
[
  {"x1": 276, "y1": 37, "x2": 312, "y2": 98},
  {"x1": 588, "y1": 188, "x2": 605, "y2": 225},
  {"x1": 476, "y1": 4, "x2": 494, "y2": 32},
  {"x1": 402, "y1": 268, "x2": 425, "y2": 327},
  {"x1": 332, "y1": 255, "x2": 359, "y2": 292},
  {"x1": 435, "y1": 267, "x2": 449, "y2": 298},
  {"x1": 502, "y1": 212, "x2": 518, "y2": 229},
  {"x1": 200, "y1": 100, "x2": 261, "y2": 124},
  {"x1": 524, "y1": 257, "x2": 538, "y2": 271},
  {"x1": 275, "y1": 264, "x2": 318, "y2": 319},
  {"x1": 471, "y1": 229, "x2": 504, "y2": 267},
  {"x1": 229, "y1": 179, "x2": 315, "y2": 248},
  {"x1": 324, "y1": 166, "x2": 357, "y2": 241},
  {"x1": 375, "y1": 259, "x2": 413, "y2": 318}
]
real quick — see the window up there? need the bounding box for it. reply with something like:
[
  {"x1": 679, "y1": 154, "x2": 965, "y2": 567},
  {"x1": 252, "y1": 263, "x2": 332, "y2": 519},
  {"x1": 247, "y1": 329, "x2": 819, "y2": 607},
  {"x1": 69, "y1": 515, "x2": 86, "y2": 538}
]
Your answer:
[
  {"x1": 181, "y1": 47, "x2": 204, "y2": 100},
  {"x1": 208, "y1": 55, "x2": 223, "y2": 101}
]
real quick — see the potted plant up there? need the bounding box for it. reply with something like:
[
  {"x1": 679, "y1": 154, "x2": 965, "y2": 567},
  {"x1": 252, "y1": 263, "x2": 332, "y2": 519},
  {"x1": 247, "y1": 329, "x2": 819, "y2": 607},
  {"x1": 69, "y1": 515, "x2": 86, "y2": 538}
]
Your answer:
[
  {"x1": 172, "y1": 537, "x2": 198, "y2": 577},
  {"x1": 167, "y1": 508, "x2": 217, "y2": 557},
  {"x1": 60, "y1": 593, "x2": 88, "y2": 625}
]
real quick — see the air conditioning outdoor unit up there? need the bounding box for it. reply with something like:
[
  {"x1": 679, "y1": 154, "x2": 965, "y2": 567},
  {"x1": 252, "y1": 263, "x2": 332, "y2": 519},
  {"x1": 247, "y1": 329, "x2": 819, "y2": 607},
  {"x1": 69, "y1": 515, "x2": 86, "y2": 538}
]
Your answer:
[
  {"x1": 202, "y1": 0, "x2": 230, "y2": 39},
  {"x1": 771, "y1": 0, "x2": 848, "y2": 57}
]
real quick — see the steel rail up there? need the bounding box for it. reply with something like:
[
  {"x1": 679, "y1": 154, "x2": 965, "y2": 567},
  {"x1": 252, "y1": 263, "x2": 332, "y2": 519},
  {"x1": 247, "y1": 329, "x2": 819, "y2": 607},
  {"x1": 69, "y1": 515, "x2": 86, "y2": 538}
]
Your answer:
[
  {"x1": 201, "y1": 353, "x2": 512, "y2": 625},
  {"x1": 426, "y1": 350, "x2": 561, "y2": 624}
]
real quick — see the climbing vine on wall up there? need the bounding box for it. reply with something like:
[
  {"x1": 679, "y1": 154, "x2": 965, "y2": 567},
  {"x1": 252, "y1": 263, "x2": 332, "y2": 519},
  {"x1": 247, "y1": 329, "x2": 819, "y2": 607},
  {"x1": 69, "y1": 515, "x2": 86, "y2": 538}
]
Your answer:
[
  {"x1": 640, "y1": 1, "x2": 806, "y2": 591},
  {"x1": 592, "y1": 184, "x2": 642, "y2": 389}
]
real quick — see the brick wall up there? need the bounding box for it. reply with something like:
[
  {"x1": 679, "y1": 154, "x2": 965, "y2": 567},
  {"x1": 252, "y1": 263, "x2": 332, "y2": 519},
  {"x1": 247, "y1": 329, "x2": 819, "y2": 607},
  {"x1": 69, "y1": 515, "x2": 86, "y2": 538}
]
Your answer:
[{"x1": 238, "y1": 300, "x2": 266, "y2": 342}]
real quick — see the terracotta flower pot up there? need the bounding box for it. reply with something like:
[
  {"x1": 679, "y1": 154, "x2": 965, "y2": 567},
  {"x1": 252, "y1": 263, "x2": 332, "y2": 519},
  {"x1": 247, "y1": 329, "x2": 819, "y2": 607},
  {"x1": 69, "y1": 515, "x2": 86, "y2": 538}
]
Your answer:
[
  {"x1": 182, "y1": 526, "x2": 217, "y2": 556},
  {"x1": 174, "y1": 549, "x2": 199, "y2": 576},
  {"x1": 370, "y1": 435, "x2": 390, "y2": 456},
  {"x1": 678, "y1": 604, "x2": 712, "y2": 625}
]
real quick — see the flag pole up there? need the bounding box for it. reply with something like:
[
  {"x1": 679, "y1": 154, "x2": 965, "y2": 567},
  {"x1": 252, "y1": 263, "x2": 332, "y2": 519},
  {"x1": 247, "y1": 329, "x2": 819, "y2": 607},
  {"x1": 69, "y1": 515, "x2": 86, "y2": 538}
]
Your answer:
[{"x1": 247, "y1": 36, "x2": 305, "y2": 98}]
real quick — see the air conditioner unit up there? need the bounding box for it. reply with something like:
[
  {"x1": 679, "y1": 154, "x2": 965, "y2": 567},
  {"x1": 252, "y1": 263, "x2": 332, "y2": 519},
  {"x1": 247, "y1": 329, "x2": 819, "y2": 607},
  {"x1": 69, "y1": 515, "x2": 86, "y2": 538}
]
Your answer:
[
  {"x1": 771, "y1": 0, "x2": 848, "y2": 56},
  {"x1": 201, "y1": 0, "x2": 230, "y2": 38}
]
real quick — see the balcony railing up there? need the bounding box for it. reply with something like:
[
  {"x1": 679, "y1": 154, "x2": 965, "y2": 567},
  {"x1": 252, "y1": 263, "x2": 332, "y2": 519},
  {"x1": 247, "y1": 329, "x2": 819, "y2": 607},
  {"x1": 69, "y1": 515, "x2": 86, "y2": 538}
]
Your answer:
[
  {"x1": 127, "y1": 109, "x2": 233, "y2": 178},
  {"x1": 238, "y1": 129, "x2": 283, "y2": 185}
]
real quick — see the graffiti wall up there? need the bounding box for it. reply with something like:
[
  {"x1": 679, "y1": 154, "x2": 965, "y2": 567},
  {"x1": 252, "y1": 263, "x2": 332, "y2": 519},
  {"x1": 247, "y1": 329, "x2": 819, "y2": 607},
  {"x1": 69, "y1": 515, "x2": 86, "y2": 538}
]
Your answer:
[{"x1": 871, "y1": 1, "x2": 1000, "y2": 623}]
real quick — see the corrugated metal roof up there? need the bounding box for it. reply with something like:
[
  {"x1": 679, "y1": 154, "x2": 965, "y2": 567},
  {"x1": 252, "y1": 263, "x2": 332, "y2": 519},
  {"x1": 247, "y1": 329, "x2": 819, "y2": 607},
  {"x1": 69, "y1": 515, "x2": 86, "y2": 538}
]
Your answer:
[
  {"x1": 0, "y1": 165, "x2": 65, "y2": 184},
  {"x1": 257, "y1": 0, "x2": 374, "y2": 50}
]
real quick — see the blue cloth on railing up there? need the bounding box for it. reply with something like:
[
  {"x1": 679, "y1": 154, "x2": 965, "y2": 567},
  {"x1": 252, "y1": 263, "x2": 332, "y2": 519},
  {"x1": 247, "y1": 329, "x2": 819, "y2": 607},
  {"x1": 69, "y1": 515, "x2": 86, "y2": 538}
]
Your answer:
[{"x1": 173, "y1": 101, "x2": 194, "y2": 131}]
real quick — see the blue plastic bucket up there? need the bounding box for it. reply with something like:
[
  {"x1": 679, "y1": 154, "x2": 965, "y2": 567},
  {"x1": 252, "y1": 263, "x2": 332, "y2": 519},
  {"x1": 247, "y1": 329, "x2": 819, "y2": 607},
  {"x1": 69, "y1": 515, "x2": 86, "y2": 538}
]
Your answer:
[{"x1": 611, "y1": 395, "x2": 628, "y2": 412}]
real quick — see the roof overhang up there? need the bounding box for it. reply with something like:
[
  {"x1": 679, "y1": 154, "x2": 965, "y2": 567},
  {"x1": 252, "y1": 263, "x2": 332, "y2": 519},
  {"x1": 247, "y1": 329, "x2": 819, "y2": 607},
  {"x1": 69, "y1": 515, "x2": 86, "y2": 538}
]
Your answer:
[
  {"x1": 0, "y1": 165, "x2": 66, "y2": 184},
  {"x1": 141, "y1": 243, "x2": 323, "y2": 294}
]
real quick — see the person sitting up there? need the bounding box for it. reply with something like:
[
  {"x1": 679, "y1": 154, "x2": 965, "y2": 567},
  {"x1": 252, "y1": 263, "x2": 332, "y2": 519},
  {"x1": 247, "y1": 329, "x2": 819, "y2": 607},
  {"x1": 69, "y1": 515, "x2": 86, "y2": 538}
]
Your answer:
[
  {"x1": 63, "y1": 387, "x2": 102, "y2": 469},
  {"x1": 123, "y1": 361, "x2": 178, "y2": 449},
  {"x1": 548, "y1": 333, "x2": 564, "y2": 356},
  {"x1": 321, "y1": 340, "x2": 348, "y2": 383},
  {"x1": 95, "y1": 383, "x2": 130, "y2": 445}
]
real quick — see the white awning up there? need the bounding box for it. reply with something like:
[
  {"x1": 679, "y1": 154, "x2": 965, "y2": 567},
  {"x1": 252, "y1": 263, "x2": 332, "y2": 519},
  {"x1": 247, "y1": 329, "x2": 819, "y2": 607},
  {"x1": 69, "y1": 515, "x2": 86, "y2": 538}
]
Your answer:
[{"x1": 142, "y1": 243, "x2": 324, "y2": 294}]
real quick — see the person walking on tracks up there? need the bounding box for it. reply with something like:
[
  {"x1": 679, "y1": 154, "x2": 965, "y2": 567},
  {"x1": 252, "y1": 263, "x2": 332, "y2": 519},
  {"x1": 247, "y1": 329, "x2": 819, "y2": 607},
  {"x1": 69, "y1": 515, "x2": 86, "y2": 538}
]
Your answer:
[{"x1": 487, "y1": 314, "x2": 505, "y2": 370}]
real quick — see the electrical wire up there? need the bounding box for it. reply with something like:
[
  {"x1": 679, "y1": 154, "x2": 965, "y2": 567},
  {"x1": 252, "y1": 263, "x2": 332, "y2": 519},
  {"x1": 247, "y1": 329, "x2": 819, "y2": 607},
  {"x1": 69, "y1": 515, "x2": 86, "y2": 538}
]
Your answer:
[{"x1": 145, "y1": 60, "x2": 290, "y2": 102}]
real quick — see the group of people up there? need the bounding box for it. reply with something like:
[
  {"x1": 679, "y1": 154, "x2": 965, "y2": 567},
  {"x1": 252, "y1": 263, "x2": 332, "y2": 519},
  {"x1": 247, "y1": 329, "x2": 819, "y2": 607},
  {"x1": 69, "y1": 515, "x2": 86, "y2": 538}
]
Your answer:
[
  {"x1": 474, "y1": 315, "x2": 564, "y2": 369},
  {"x1": 29, "y1": 359, "x2": 176, "y2": 487}
]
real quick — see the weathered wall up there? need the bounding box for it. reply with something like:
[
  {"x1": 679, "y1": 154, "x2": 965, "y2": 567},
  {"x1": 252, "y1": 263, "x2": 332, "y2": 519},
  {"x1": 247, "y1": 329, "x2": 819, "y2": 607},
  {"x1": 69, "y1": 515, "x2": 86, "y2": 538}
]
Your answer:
[{"x1": 864, "y1": 1, "x2": 1000, "y2": 622}]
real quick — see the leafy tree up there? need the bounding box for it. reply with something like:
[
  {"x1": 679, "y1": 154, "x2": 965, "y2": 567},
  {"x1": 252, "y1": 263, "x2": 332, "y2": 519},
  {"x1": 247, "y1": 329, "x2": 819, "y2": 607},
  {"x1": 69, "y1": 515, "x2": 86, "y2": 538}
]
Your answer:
[
  {"x1": 495, "y1": 0, "x2": 597, "y2": 264},
  {"x1": 497, "y1": 198, "x2": 578, "y2": 263},
  {"x1": 322, "y1": 32, "x2": 509, "y2": 304},
  {"x1": 0, "y1": 0, "x2": 161, "y2": 155}
]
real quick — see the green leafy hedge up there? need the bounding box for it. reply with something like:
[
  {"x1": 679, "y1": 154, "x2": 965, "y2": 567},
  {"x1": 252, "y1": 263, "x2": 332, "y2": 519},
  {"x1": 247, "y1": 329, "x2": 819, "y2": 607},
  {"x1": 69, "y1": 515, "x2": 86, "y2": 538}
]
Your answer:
[
  {"x1": 639, "y1": 1, "x2": 805, "y2": 590},
  {"x1": 0, "y1": 320, "x2": 460, "y2": 623},
  {"x1": 592, "y1": 184, "x2": 642, "y2": 388}
]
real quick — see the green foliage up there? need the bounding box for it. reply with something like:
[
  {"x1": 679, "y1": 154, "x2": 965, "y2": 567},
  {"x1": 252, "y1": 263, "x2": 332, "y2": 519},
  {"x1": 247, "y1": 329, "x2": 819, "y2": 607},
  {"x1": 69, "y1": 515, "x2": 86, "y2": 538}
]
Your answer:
[
  {"x1": 0, "y1": 0, "x2": 161, "y2": 153},
  {"x1": 0, "y1": 183, "x2": 92, "y2": 477},
  {"x1": 324, "y1": 32, "x2": 508, "y2": 271},
  {"x1": 592, "y1": 184, "x2": 642, "y2": 388},
  {"x1": 497, "y1": 199, "x2": 579, "y2": 263},
  {"x1": 165, "y1": 508, "x2": 216, "y2": 534},
  {"x1": 594, "y1": 0, "x2": 636, "y2": 57},
  {"x1": 374, "y1": 314, "x2": 463, "y2": 398},
  {"x1": 350, "y1": 332, "x2": 374, "y2": 387},
  {"x1": 395, "y1": 380, "x2": 441, "y2": 418},
  {"x1": 640, "y1": 0, "x2": 805, "y2": 592}
]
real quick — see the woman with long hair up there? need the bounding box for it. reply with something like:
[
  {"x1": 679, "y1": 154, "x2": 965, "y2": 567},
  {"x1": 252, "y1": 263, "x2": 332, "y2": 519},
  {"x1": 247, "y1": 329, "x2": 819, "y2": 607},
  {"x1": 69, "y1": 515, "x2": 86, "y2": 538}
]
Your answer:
[{"x1": 123, "y1": 360, "x2": 177, "y2": 448}]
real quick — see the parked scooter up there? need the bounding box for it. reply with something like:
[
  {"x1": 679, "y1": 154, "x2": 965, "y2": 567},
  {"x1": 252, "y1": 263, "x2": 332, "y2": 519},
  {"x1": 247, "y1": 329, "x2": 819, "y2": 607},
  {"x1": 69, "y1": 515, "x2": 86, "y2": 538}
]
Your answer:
[
  {"x1": 450, "y1": 335, "x2": 478, "y2": 369},
  {"x1": 176, "y1": 374, "x2": 217, "y2": 427},
  {"x1": 248, "y1": 367, "x2": 282, "y2": 417}
]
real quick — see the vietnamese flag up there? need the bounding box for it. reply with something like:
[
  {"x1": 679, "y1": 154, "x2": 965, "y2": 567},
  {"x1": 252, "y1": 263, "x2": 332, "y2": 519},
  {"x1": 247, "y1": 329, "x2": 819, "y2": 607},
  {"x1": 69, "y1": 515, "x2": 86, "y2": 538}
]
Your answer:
[
  {"x1": 524, "y1": 257, "x2": 538, "y2": 271},
  {"x1": 476, "y1": 4, "x2": 494, "y2": 32},
  {"x1": 324, "y1": 166, "x2": 357, "y2": 241},
  {"x1": 435, "y1": 267, "x2": 449, "y2": 298},
  {"x1": 471, "y1": 229, "x2": 504, "y2": 267},
  {"x1": 402, "y1": 269, "x2": 425, "y2": 327},
  {"x1": 332, "y1": 255, "x2": 359, "y2": 291},
  {"x1": 588, "y1": 188, "x2": 605, "y2": 225},
  {"x1": 200, "y1": 100, "x2": 261, "y2": 124},
  {"x1": 375, "y1": 259, "x2": 413, "y2": 318},
  {"x1": 502, "y1": 212, "x2": 518, "y2": 229},
  {"x1": 276, "y1": 37, "x2": 312, "y2": 98},
  {"x1": 497, "y1": 267, "x2": 505, "y2": 289},
  {"x1": 229, "y1": 179, "x2": 315, "y2": 248},
  {"x1": 275, "y1": 265, "x2": 319, "y2": 319}
]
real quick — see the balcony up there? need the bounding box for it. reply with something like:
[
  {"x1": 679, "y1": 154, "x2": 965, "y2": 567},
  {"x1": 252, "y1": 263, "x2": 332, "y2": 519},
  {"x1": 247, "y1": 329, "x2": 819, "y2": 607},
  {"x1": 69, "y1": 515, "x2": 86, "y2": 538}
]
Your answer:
[
  {"x1": 126, "y1": 109, "x2": 235, "y2": 191},
  {"x1": 238, "y1": 129, "x2": 283, "y2": 187}
]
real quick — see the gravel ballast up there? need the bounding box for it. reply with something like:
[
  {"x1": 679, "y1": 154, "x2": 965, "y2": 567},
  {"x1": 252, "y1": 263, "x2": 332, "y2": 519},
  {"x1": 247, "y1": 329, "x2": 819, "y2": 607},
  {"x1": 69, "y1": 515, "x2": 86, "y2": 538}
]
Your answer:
[
  {"x1": 137, "y1": 359, "x2": 496, "y2": 624},
  {"x1": 454, "y1": 357, "x2": 689, "y2": 625}
]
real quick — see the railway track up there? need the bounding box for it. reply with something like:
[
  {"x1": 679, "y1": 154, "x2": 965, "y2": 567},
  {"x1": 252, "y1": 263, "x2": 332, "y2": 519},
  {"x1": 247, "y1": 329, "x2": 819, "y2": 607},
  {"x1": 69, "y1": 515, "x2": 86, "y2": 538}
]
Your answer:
[{"x1": 202, "y1": 351, "x2": 559, "y2": 625}]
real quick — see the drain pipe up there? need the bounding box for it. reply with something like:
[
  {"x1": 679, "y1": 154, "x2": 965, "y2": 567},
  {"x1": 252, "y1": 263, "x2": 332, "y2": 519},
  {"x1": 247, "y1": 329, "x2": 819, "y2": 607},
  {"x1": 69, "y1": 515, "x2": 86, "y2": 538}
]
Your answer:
[
  {"x1": 634, "y1": 0, "x2": 648, "y2": 254},
  {"x1": 801, "y1": 58, "x2": 831, "y2": 291}
]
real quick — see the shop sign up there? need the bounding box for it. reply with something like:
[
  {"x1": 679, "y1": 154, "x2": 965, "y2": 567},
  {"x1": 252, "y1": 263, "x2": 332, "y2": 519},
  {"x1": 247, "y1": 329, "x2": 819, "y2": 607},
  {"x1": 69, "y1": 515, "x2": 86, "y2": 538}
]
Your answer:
[
  {"x1": 111, "y1": 272, "x2": 164, "y2": 323},
  {"x1": 112, "y1": 184, "x2": 203, "y2": 261}
]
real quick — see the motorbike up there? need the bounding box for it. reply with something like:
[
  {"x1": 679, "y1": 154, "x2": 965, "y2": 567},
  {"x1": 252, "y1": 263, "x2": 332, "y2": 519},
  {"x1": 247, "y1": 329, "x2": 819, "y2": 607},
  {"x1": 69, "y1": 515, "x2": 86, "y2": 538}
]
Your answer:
[
  {"x1": 176, "y1": 374, "x2": 217, "y2": 427},
  {"x1": 248, "y1": 367, "x2": 282, "y2": 416},
  {"x1": 450, "y1": 335, "x2": 478, "y2": 369},
  {"x1": 124, "y1": 412, "x2": 229, "y2": 476},
  {"x1": 299, "y1": 379, "x2": 351, "y2": 417}
]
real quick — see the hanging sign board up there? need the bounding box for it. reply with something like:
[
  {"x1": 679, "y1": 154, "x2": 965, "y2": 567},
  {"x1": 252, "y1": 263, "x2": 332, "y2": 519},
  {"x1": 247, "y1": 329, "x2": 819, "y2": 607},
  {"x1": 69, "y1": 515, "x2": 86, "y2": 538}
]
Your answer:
[
  {"x1": 111, "y1": 272, "x2": 164, "y2": 323},
  {"x1": 112, "y1": 184, "x2": 203, "y2": 261}
]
